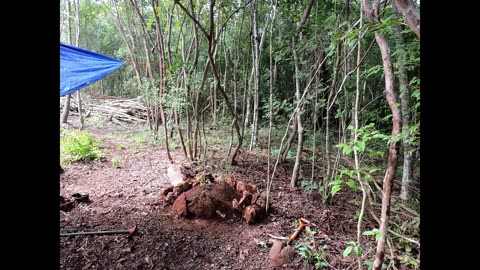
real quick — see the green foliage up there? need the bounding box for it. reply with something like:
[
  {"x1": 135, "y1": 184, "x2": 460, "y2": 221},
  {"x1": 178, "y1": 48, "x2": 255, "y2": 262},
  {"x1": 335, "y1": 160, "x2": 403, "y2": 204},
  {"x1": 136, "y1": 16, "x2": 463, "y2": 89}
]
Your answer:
[
  {"x1": 301, "y1": 180, "x2": 320, "y2": 191},
  {"x1": 295, "y1": 227, "x2": 329, "y2": 269},
  {"x1": 399, "y1": 254, "x2": 419, "y2": 269},
  {"x1": 111, "y1": 158, "x2": 120, "y2": 168},
  {"x1": 363, "y1": 228, "x2": 381, "y2": 241},
  {"x1": 60, "y1": 129, "x2": 104, "y2": 164},
  {"x1": 343, "y1": 241, "x2": 363, "y2": 258},
  {"x1": 117, "y1": 144, "x2": 127, "y2": 150}
]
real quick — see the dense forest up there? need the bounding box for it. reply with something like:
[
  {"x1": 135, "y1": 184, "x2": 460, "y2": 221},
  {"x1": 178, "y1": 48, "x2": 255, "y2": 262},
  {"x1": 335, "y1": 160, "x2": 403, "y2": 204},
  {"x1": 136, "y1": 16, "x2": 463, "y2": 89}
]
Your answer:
[{"x1": 60, "y1": 0, "x2": 420, "y2": 269}]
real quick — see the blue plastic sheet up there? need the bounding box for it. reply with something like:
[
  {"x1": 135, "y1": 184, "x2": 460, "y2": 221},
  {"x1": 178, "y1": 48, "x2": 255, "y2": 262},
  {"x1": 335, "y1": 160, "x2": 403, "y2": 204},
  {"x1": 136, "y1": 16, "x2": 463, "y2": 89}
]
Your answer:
[{"x1": 60, "y1": 43, "x2": 124, "y2": 96}]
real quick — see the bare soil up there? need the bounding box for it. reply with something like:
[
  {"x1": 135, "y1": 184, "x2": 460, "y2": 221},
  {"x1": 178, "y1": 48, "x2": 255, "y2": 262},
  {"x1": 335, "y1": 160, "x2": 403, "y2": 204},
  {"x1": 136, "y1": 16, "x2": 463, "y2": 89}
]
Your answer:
[{"x1": 60, "y1": 119, "x2": 380, "y2": 270}]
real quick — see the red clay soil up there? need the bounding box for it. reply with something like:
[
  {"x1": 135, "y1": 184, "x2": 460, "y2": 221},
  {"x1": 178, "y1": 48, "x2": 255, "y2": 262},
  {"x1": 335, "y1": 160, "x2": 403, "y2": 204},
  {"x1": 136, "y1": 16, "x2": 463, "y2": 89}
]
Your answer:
[{"x1": 60, "y1": 121, "x2": 381, "y2": 270}]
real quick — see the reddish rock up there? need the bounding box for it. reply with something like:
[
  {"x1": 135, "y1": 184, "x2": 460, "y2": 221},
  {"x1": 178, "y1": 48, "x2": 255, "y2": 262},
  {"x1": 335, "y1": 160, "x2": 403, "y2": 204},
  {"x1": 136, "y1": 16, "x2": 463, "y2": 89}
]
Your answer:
[
  {"x1": 174, "y1": 180, "x2": 192, "y2": 194},
  {"x1": 172, "y1": 193, "x2": 188, "y2": 217},
  {"x1": 255, "y1": 197, "x2": 266, "y2": 209},
  {"x1": 243, "y1": 204, "x2": 264, "y2": 224},
  {"x1": 159, "y1": 185, "x2": 174, "y2": 198},
  {"x1": 237, "y1": 190, "x2": 252, "y2": 208},
  {"x1": 236, "y1": 181, "x2": 257, "y2": 193},
  {"x1": 225, "y1": 174, "x2": 237, "y2": 189}
]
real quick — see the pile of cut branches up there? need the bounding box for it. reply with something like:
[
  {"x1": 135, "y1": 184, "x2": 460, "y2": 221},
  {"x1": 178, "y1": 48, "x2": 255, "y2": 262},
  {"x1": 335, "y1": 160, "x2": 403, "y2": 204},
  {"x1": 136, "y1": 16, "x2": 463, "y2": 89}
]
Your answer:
[{"x1": 60, "y1": 94, "x2": 147, "y2": 125}]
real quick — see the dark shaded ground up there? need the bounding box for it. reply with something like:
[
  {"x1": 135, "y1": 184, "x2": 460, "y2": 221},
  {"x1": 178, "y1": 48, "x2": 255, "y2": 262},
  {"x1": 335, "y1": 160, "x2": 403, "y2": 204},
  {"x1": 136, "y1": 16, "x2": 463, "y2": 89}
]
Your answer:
[{"x1": 60, "y1": 120, "x2": 386, "y2": 270}]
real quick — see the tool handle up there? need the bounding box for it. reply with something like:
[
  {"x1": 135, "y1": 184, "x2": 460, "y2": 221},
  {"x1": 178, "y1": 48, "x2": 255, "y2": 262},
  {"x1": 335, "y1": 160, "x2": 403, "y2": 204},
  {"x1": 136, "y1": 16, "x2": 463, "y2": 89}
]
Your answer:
[
  {"x1": 60, "y1": 230, "x2": 130, "y2": 237},
  {"x1": 289, "y1": 226, "x2": 302, "y2": 241}
]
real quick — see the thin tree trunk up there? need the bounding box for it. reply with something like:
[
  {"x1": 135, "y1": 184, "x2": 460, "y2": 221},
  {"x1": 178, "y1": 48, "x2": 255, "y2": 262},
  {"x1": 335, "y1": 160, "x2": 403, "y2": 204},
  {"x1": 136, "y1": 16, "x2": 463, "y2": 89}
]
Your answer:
[
  {"x1": 393, "y1": 4, "x2": 414, "y2": 200},
  {"x1": 74, "y1": 0, "x2": 84, "y2": 130},
  {"x1": 364, "y1": 1, "x2": 403, "y2": 269},
  {"x1": 112, "y1": 1, "x2": 142, "y2": 87},
  {"x1": 266, "y1": 0, "x2": 277, "y2": 214},
  {"x1": 393, "y1": 0, "x2": 420, "y2": 38},
  {"x1": 142, "y1": 35, "x2": 154, "y2": 130},
  {"x1": 61, "y1": 0, "x2": 73, "y2": 125},
  {"x1": 250, "y1": 0, "x2": 259, "y2": 150},
  {"x1": 291, "y1": 36, "x2": 304, "y2": 187},
  {"x1": 353, "y1": 4, "x2": 366, "y2": 269},
  {"x1": 153, "y1": 0, "x2": 172, "y2": 162},
  {"x1": 280, "y1": 118, "x2": 297, "y2": 161},
  {"x1": 175, "y1": 0, "x2": 243, "y2": 165},
  {"x1": 325, "y1": 43, "x2": 341, "y2": 182}
]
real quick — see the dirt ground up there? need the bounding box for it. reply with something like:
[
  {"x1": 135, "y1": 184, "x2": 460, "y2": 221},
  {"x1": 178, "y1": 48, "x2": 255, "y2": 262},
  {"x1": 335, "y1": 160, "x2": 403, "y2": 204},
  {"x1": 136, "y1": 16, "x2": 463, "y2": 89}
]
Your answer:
[{"x1": 60, "y1": 118, "x2": 384, "y2": 270}]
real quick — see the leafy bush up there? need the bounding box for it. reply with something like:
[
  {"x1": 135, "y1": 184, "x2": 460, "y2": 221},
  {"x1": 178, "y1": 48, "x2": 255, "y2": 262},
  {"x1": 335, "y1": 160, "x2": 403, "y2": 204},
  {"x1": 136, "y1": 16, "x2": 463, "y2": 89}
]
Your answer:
[
  {"x1": 61, "y1": 129, "x2": 104, "y2": 164},
  {"x1": 295, "y1": 226, "x2": 329, "y2": 269}
]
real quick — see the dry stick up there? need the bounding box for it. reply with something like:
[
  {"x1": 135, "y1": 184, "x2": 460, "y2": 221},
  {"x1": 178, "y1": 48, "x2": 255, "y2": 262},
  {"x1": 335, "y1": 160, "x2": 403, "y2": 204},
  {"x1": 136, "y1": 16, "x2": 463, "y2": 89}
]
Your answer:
[
  {"x1": 367, "y1": 197, "x2": 420, "y2": 247},
  {"x1": 386, "y1": 238, "x2": 398, "y2": 270},
  {"x1": 267, "y1": 55, "x2": 329, "y2": 203}
]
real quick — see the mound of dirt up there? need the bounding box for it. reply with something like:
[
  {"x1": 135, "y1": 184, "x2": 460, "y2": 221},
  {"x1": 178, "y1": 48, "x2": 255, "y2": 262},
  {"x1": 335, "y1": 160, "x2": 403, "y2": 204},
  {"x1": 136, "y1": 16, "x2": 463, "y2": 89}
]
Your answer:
[{"x1": 161, "y1": 171, "x2": 266, "y2": 224}]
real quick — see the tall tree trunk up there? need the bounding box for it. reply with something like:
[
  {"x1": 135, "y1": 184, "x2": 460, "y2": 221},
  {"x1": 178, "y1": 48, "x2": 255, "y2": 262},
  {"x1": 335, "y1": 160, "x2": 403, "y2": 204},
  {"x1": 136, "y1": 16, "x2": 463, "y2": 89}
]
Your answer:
[
  {"x1": 354, "y1": 4, "x2": 367, "y2": 269},
  {"x1": 112, "y1": 1, "x2": 142, "y2": 87},
  {"x1": 74, "y1": 0, "x2": 84, "y2": 130},
  {"x1": 175, "y1": 0, "x2": 244, "y2": 165},
  {"x1": 393, "y1": 0, "x2": 420, "y2": 38},
  {"x1": 249, "y1": 0, "x2": 259, "y2": 150},
  {"x1": 392, "y1": 4, "x2": 414, "y2": 200},
  {"x1": 364, "y1": 1, "x2": 403, "y2": 269},
  {"x1": 143, "y1": 34, "x2": 154, "y2": 130},
  {"x1": 325, "y1": 43, "x2": 341, "y2": 182},
  {"x1": 290, "y1": 35, "x2": 304, "y2": 187},
  {"x1": 61, "y1": 0, "x2": 73, "y2": 125},
  {"x1": 250, "y1": 0, "x2": 272, "y2": 150},
  {"x1": 266, "y1": 0, "x2": 277, "y2": 214},
  {"x1": 153, "y1": 0, "x2": 172, "y2": 162}
]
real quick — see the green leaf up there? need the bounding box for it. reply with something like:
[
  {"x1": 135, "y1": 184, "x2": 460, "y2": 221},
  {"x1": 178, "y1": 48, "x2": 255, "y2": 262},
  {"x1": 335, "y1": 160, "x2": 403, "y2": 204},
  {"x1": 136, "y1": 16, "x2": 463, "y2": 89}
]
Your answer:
[
  {"x1": 306, "y1": 226, "x2": 317, "y2": 236},
  {"x1": 331, "y1": 185, "x2": 341, "y2": 196},
  {"x1": 358, "y1": 141, "x2": 366, "y2": 152},
  {"x1": 364, "y1": 260, "x2": 373, "y2": 270},
  {"x1": 354, "y1": 246, "x2": 362, "y2": 257},
  {"x1": 329, "y1": 179, "x2": 343, "y2": 186},
  {"x1": 346, "y1": 179, "x2": 358, "y2": 190},
  {"x1": 375, "y1": 231, "x2": 382, "y2": 241},
  {"x1": 363, "y1": 228, "x2": 380, "y2": 236},
  {"x1": 343, "y1": 246, "x2": 352, "y2": 257}
]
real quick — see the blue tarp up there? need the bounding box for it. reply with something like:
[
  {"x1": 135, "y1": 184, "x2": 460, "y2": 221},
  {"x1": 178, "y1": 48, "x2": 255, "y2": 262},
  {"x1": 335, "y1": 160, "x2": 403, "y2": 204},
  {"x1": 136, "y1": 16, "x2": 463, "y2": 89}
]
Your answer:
[{"x1": 60, "y1": 42, "x2": 124, "y2": 96}]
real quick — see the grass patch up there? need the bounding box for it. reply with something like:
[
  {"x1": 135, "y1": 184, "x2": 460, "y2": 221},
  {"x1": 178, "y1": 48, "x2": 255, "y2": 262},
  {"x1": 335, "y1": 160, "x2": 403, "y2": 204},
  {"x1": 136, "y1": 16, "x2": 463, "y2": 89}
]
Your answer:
[{"x1": 60, "y1": 129, "x2": 104, "y2": 164}]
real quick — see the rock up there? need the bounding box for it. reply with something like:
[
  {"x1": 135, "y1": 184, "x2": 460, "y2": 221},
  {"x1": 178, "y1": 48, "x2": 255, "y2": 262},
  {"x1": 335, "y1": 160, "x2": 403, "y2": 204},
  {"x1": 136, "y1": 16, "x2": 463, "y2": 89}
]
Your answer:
[
  {"x1": 237, "y1": 191, "x2": 252, "y2": 208},
  {"x1": 244, "y1": 204, "x2": 264, "y2": 224},
  {"x1": 172, "y1": 193, "x2": 188, "y2": 217},
  {"x1": 236, "y1": 181, "x2": 257, "y2": 193},
  {"x1": 174, "y1": 180, "x2": 192, "y2": 194},
  {"x1": 225, "y1": 174, "x2": 237, "y2": 189},
  {"x1": 255, "y1": 197, "x2": 266, "y2": 209},
  {"x1": 159, "y1": 185, "x2": 174, "y2": 197}
]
